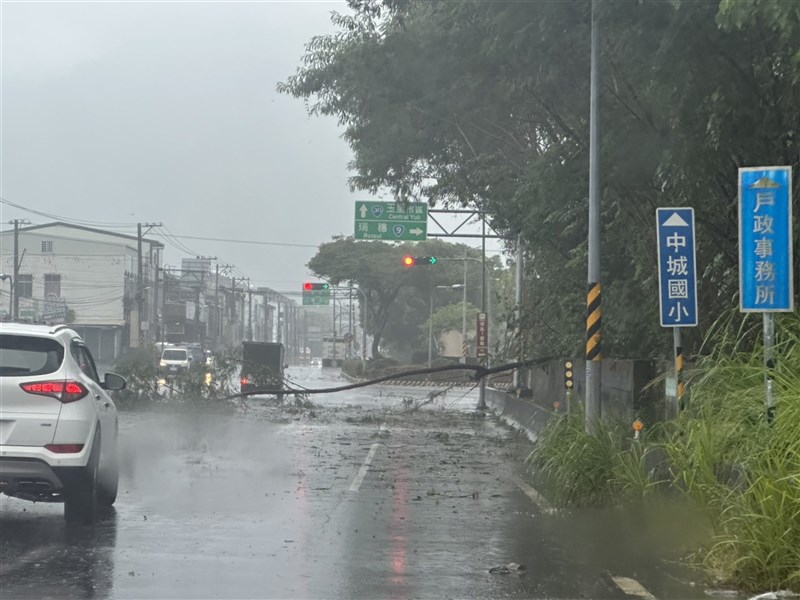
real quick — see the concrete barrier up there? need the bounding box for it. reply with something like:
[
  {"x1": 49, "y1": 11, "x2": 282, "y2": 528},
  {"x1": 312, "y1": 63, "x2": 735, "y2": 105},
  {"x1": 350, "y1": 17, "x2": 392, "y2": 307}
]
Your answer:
[
  {"x1": 485, "y1": 387, "x2": 553, "y2": 442},
  {"x1": 518, "y1": 358, "x2": 665, "y2": 423}
]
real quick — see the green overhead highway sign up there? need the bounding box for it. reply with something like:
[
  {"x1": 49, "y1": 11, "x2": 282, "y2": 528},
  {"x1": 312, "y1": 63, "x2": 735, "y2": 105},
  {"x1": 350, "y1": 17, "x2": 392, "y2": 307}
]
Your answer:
[{"x1": 354, "y1": 202, "x2": 427, "y2": 241}]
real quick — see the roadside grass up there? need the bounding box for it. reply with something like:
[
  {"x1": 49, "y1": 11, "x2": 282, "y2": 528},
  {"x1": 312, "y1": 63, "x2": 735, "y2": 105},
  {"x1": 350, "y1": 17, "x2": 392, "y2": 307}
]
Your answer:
[
  {"x1": 527, "y1": 312, "x2": 800, "y2": 593},
  {"x1": 526, "y1": 406, "x2": 663, "y2": 507}
]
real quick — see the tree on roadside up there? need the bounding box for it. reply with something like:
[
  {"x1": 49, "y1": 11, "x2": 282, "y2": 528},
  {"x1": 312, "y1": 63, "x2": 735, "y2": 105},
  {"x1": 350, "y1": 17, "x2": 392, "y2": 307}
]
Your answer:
[
  {"x1": 422, "y1": 300, "x2": 480, "y2": 356},
  {"x1": 307, "y1": 236, "x2": 504, "y2": 358},
  {"x1": 281, "y1": 0, "x2": 799, "y2": 362}
]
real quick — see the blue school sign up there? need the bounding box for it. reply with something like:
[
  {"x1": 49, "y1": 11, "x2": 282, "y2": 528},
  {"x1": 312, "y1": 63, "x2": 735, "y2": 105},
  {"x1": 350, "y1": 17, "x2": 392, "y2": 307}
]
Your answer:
[{"x1": 657, "y1": 207, "x2": 699, "y2": 327}]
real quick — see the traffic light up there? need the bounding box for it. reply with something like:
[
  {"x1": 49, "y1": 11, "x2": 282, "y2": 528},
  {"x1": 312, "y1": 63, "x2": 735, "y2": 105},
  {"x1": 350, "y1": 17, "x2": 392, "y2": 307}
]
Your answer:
[
  {"x1": 564, "y1": 360, "x2": 574, "y2": 391},
  {"x1": 402, "y1": 256, "x2": 438, "y2": 267},
  {"x1": 302, "y1": 282, "x2": 331, "y2": 305}
]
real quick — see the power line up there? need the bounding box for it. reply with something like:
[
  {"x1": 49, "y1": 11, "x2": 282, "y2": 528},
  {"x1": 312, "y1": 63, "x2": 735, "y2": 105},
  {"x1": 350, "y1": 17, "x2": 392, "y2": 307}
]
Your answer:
[
  {"x1": 1, "y1": 197, "x2": 321, "y2": 249},
  {"x1": 0, "y1": 197, "x2": 138, "y2": 229},
  {"x1": 161, "y1": 233, "x2": 319, "y2": 249},
  {"x1": 155, "y1": 225, "x2": 202, "y2": 257}
]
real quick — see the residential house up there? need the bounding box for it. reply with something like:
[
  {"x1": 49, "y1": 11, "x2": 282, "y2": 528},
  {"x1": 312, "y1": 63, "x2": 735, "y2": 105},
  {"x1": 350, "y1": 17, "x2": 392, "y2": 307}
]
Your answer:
[{"x1": 0, "y1": 222, "x2": 162, "y2": 363}]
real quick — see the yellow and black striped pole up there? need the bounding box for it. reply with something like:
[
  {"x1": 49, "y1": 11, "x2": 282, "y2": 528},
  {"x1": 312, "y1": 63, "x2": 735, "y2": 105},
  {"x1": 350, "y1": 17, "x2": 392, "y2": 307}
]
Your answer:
[
  {"x1": 586, "y1": 283, "x2": 602, "y2": 362},
  {"x1": 585, "y1": 282, "x2": 602, "y2": 428}
]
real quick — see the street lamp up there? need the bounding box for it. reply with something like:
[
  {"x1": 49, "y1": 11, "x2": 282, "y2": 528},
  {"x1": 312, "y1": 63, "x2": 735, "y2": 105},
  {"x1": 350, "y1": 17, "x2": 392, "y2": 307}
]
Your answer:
[
  {"x1": 428, "y1": 284, "x2": 465, "y2": 369},
  {"x1": 0, "y1": 274, "x2": 12, "y2": 319}
]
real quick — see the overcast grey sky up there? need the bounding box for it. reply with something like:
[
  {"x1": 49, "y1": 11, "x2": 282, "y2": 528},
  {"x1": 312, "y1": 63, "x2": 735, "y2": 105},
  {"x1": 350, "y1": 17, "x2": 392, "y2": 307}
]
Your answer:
[{"x1": 1, "y1": 0, "x2": 500, "y2": 292}]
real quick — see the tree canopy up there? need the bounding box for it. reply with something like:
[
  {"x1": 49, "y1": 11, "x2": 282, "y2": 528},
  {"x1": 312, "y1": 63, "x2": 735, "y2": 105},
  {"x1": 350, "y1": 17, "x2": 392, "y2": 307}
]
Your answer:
[
  {"x1": 307, "y1": 237, "x2": 503, "y2": 357},
  {"x1": 282, "y1": 0, "x2": 799, "y2": 361}
]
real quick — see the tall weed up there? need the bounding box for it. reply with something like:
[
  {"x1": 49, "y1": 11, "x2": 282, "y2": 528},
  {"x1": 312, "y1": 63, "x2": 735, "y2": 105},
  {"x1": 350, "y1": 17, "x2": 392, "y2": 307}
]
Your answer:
[
  {"x1": 527, "y1": 405, "x2": 658, "y2": 507},
  {"x1": 671, "y1": 311, "x2": 800, "y2": 591}
]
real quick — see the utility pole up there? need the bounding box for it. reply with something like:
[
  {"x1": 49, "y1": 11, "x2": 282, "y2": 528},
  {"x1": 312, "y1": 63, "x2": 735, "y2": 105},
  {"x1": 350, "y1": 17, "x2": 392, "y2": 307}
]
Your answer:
[
  {"x1": 161, "y1": 266, "x2": 169, "y2": 344},
  {"x1": 215, "y1": 264, "x2": 233, "y2": 343},
  {"x1": 513, "y1": 235, "x2": 524, "y2": 389},
  {"x1": 136, "y1": 222, "x2": 161, "y2": 347},
  {"x1": 193, "y1": 256, "x2": 216, "y2": 350},
  {"x1": 295, "y1": 305, "x2": 300, "y2": 363},
  {"x1": 9, "y1": 219, "x2": 30, "y2": 320},
  {"x1": 230, "y1": 277, "x2": 248, "y2": 345},
  {"x1": 477, "y1": 210, "x2": 488, "y2": 409},
  {"x1": 215, "y1": 263, "x2": 220, "y2": 344},
  {"x1": 154, "y1": 255, "x2": 160, "y2": 344},
  {"x1": 331, "y1": 290, "x2": 337, "y2": 367},
  {"x1": 585, "y1": 1, "x2": 603, "y2": 433},
  {"x1": 137, "y1": 223, "x2": 142, "y2": 345},
  {"x1": 247, "y1": 279, "x2": 253, "y2": 341},
  {"x1": 461, "y1": 248, "x2": 468, "y2": 364}
]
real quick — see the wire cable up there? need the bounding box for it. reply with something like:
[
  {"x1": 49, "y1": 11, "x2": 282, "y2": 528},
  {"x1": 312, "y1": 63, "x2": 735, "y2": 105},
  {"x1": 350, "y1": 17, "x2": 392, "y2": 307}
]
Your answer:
[
  {"x1": 0, "y1": 197, "x2": 138, "y2": 229},
  {"x1": 161, "y1": 233, "x2": 319, "y2": 249},
  {"x1": 222, "y1": 360, "x2": 536, "y2": 400}
]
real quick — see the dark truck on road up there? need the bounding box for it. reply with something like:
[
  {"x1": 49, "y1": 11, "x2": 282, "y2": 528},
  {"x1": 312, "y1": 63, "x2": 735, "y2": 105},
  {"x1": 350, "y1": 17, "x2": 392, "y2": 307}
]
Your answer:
[{"x1": 240, "y1": 341, "x2": 285, "y2": 394}]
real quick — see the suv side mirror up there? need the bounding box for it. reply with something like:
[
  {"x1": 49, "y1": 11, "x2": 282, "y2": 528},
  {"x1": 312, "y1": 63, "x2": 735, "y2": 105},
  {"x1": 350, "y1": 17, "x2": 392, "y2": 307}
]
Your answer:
[{"x1": 101, "y1": 372, "x2": 127, "y2": 391}]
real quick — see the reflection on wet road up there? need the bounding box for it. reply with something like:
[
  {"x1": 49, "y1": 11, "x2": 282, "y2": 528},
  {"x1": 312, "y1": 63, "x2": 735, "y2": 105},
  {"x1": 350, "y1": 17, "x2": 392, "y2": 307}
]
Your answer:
[{"x1": 1, "y1": 368, "x2": 707, "y2": 599}]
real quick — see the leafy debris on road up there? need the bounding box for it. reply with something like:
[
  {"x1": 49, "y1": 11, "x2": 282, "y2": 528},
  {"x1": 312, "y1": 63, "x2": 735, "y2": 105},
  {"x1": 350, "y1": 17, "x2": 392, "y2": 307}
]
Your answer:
[{"x1": 489, "y1": 562, "x2": 527, "y2": 575}]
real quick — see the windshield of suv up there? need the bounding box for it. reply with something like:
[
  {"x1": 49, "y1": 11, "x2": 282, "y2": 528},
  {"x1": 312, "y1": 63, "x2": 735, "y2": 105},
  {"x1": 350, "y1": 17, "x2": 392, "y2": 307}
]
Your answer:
[
  {"x1": 162, "y1": 349, "x2": 188, "y2": 362},
  {"x1": 0, "y1": 335, "x2": 64, "y2": 376}
]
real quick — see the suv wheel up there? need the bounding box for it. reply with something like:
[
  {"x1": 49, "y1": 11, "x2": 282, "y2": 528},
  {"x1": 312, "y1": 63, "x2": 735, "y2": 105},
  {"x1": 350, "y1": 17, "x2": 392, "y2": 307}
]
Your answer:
[
  {"x1": 97, "y1": 459, "x2": 119, "y2": 507},
  {"x1": 64, "y1": 432, "x2": 99, "y2": 524}
]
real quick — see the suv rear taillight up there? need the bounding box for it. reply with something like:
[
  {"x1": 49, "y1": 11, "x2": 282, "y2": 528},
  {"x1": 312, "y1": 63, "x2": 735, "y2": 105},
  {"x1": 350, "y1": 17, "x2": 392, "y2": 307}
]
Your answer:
[
  {"x1": 20, "y1": 381, "x2": 89, "y2": 403},
  {"x1": 45, "y1": 444, "x2": 85, "y2": 454}
]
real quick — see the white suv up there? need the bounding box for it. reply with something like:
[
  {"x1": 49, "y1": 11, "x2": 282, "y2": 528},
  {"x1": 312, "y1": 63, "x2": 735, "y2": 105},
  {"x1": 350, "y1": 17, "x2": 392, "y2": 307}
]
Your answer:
[{"x1": 0, "y1": 323, "x2": 126, "y2": 523}]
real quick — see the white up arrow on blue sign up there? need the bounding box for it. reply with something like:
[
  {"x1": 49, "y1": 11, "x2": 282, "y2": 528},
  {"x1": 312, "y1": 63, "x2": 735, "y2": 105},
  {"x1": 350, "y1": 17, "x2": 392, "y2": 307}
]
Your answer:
[{"x1": 657, "y1": 207, "x2": 699, "y2": 327}]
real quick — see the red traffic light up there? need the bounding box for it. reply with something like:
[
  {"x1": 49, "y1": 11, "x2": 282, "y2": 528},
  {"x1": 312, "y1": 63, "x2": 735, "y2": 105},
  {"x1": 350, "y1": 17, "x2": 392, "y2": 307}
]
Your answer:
[
  {"x1": 304, "y1": 282, "x2": 314, "y2": 291},
  {"x1": 403, "y1": 256, "x2": 416, "y2": 267}
]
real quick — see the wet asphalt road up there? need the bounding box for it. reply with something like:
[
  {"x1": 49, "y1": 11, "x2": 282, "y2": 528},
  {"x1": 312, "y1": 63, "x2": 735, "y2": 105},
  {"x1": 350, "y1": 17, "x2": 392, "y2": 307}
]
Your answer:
[{"x1": 0, "y1": 367, "x2": 709, "y2": 600}]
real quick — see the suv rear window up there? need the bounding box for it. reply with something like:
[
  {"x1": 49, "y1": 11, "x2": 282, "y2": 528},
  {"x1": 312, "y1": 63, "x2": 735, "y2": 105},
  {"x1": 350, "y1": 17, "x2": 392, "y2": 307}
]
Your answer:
[
  {"x1": 0, "y1": 335, "x2": 65, "y2": 377},
  {"x1": 162, "y1": 349, "x2": 188, "y2": 361}
]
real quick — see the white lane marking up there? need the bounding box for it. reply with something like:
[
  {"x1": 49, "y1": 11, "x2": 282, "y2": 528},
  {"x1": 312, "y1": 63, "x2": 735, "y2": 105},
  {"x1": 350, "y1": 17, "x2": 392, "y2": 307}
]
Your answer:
[
  {"x1": 514, "y1": 476, "x2": 555, "y2": 513},
  {"x1": 612, "y1": 576, "x2": 657, "y2": 599},
  {"x1": 349, "y1": 443, "x2": 381, "y2": 492}
]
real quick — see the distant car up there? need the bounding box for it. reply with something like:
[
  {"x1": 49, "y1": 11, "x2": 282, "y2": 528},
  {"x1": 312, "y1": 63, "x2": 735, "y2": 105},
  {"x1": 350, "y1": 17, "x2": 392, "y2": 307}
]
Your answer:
[
  {"x1": 0, "y1": 323, "x2": 126, "y2": 523},
  {"x1": 310, "y1": 357, "x2": 322, "y2": 367},
  {"x1": 159, "y1": 346, "x2": 192, "y2": 376}
]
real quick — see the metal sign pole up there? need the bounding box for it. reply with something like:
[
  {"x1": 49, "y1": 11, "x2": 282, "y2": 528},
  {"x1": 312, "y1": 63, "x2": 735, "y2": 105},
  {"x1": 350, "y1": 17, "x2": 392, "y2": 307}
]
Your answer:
[
  {"x1": 763, "y1": 313, "x2": 776, "y2": 423},
  {"x1": 673, "y1": 327, "x2": 683, "y2": 414},
  {"x1": 585, "y1": 0, "x2": 602, "y2": 433}
]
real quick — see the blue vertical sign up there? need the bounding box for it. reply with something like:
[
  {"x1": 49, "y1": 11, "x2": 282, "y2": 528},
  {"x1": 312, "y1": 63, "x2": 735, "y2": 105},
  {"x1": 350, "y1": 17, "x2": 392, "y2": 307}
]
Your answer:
[
  {"x1": 657, "y1": 208, "x2": 698, "y2": 327},
  {"x1": 739, "y1": 167, "x2": 793, "y2": 312}
]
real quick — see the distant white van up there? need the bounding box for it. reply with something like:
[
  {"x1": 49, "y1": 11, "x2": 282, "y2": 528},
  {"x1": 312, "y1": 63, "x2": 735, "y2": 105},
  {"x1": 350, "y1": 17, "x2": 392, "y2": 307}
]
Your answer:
[{"x1": 159, "y1": 347, "x2": 191, "y2": 375}]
